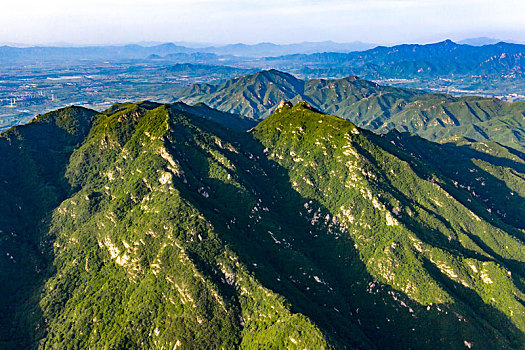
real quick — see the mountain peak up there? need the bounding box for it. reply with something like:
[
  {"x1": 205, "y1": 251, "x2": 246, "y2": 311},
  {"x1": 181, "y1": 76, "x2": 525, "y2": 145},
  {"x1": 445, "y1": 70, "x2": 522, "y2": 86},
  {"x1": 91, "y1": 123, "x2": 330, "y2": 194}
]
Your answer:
[
  {"x1": 272, "y1": 101, "x2": 324, "y2": 117},
  {"x1": 256, "y1": 68, "x2": 294, "y2": 78},
  {"x1": 25, "y1": 105, "x2": 98, "y2": 137},
  {"x1": 432, "y1": 39, "x2": 458, "y2": 47},
  {"x1": 276, "y1": 100, "x2": 293, "y2": 111},
  {"x1": 293, "y1": 101, "x2": 322, "y2": 113}
]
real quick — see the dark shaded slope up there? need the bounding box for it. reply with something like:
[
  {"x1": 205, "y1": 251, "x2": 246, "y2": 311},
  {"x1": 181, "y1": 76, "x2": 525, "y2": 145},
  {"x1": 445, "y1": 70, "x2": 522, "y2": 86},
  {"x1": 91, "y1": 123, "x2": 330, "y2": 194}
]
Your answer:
[
  {"x1": 170, "y1": 101, "x2": 257, "y2": 131},
  {"x1": 0, "y1": 106, "x2": 98, "y2": 348},
  {"x1": 377, "y1": 133, "x2": 525, "y2": 231}
]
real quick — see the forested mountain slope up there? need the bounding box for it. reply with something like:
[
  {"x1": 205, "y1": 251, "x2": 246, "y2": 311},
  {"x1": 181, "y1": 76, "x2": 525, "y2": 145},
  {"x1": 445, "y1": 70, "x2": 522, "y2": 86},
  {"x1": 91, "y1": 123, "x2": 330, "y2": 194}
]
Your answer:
[
  {"x1": 0, "y1": 101, "x2": 524, "y2": 349},
  {"x1": 0, "y1": 106, "x2": 99, "y2": 348},
  {"x1": 174, "y1": 70, "x2": 525, "y2": 151}
]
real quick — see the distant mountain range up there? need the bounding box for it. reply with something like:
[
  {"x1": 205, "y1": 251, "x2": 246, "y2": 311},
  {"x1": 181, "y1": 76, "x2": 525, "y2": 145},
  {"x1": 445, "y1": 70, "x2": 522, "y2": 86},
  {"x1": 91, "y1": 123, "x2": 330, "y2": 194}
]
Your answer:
[
  {"x1": 1, "y1": 101, "x2": 524, "y2": 348},
  {"x1": 0, "y1": 40, "x2": 375, "y2": 61},
  {"x1": 458, "y1": 37, "x2": 504, "y2": 46},
  {"x1": 196, "y1": 40, "x2": 375, "y2": 57},
  {"x1": 174, "y1": 69, "x2": 525, "y2": 151},
  {"x1": 267, "y1": 40, "x2": 525, "y2": 80},
  {"x1": 3, "y1": 40, "x2": 525, "y2": 99},
  {"x1": 4, "y1": 39, "x2": 525, "y2": 66}
]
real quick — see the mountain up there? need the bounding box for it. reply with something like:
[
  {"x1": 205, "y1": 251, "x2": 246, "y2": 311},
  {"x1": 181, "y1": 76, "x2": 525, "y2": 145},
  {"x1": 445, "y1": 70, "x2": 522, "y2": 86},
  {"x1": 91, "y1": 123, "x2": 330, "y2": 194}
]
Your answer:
[
  {"x1": 174, "y1": 70, "x2": 307, "y2": 118},
  {"x1": 0, "y1": 101, "x2": 256, "y2": 349},
  {"x1": 0, "y1": 41, "x2": 375, "y2": 63},
  {"x1": 1, "y1": 101, "x2": 524, "y2": 348},
  {"x1": 0, "y1": 106, "x2": 99, "y2": 348},
  {"x1": 174, "y1": 70, "x2": 525, "y2": 151},
  {"x1": 459, "y1": 37, "x2": 503, "y2": 46},
  {"x1": 199, "y1": 41, "x2": 375, "y2": 57},
  {"x1": 0, "y1": 43, "x2": 194, "y2": 62},
  {"x1": 268, "y1": 40, "x2": 525, "y2": 77}
]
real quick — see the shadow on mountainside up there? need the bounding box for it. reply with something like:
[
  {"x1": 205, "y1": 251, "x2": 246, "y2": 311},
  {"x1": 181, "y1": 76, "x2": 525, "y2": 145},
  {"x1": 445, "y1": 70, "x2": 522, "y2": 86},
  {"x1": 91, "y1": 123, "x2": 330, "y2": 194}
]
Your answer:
[
  {"x1": 0, "y1": 107, "x2": 98, "y2": 349},
  {"x1": 353, "y1": 134, "x2": 525, "y2": 281},
  {"x1": 4, "y1": 103, "x2": 523, "y2": 349},
  {"x1": 374, "y1": 131, "x2": 525, "y2": 233},
  {"x1": 166, "y1": 113, "x2": 525, "y2": 349}
]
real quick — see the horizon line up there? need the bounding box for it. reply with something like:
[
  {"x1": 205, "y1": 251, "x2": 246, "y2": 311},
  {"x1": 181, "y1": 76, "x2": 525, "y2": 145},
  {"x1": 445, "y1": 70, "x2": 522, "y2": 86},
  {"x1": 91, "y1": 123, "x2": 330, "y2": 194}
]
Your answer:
[{"x1": 0, "y1": 37, "x2": 522, "y2": 49}]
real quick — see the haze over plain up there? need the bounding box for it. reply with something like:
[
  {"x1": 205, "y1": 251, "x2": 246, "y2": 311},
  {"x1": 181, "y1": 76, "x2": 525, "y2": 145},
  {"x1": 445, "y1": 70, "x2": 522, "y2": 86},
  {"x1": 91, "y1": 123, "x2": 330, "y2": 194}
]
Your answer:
[{"x1": 2, "y1": 0, "x2": 525, "y2": 46}]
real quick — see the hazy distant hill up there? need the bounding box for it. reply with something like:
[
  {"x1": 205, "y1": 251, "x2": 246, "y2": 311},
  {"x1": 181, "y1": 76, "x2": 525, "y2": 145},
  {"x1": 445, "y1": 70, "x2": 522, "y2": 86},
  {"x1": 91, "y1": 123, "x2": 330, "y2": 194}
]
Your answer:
[
  {"x1": 150, "y1": 52, "x2": 224, "y2": 63},
  {"x1": 459, "y1": 37, "x2": 504, "y2": 46},
  {"x1": 174, "y1": 69, "x2": 525, "y2": 151},
  {"x1": 199, "y1": 40, "x2": 375, "y2": 57},
  {"x1": 0, "y1": 43, "x2": 193, "y2": 61},
  {"x1": 3, "y1": 40, "x2": 525, "y2": 77},
  {"x1": 0, "y1": 41, "x2": 375, "y2": 62}
]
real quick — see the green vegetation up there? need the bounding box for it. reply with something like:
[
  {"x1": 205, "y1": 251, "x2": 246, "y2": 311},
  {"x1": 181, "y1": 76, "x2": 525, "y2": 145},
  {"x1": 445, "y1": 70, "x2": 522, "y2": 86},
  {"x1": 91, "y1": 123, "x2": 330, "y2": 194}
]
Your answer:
[
  {"x1": 171, "y1": 102, "x2": 257, "y2": 131},
  {"x1": 0, "y1": 106, "x2": 98, "y2": 348},
  {"x1": 1, "y1": 101, "x2": 524, "y2": 349},
  {"x1": 175, "y1": 70, "x2": 525, "y2": 151}
]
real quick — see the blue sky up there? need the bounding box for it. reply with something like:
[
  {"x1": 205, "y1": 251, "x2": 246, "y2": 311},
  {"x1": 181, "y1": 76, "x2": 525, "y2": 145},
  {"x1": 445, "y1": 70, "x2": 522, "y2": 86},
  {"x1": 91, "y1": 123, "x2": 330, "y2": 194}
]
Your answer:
[{"x1": 2, "y1": 0, "x2": 525, "y2": 45}]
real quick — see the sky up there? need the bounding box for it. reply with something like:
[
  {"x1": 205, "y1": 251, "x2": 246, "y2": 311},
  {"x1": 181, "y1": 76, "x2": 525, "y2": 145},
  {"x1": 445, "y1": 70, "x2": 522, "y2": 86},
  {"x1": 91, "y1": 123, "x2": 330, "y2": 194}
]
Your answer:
[{"x1": 2, "y1": 0, "x2": 525, "y2": 46}]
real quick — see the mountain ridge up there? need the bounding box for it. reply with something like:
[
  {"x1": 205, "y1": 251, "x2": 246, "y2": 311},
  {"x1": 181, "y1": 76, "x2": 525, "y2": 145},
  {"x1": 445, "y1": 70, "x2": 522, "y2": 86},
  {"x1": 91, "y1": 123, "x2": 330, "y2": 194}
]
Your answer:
[
  {"x1": 264, "y1": 40, "x2": 525, "y2": 94},
  {"x1": 174, "y1": 70, "x2": 525, "y2": 151},
  {"x1": 1, "y1": 101, "x2": 524, "y2": 348}
]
